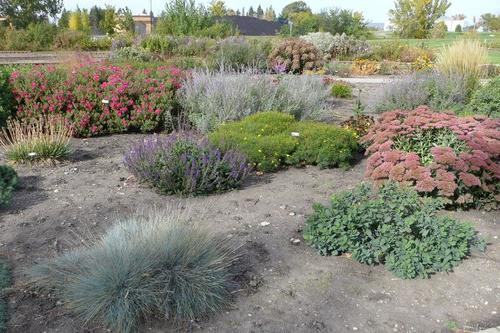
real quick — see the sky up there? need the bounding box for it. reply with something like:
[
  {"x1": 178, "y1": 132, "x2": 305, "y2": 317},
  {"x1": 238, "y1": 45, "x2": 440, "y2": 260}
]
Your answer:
[{"x1": 63, "y1": 0, "x2": 500, "y2": 23}]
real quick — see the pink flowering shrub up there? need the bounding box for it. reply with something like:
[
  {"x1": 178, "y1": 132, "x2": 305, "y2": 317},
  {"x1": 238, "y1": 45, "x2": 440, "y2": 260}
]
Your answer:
[
  {"x1": 362, "y1": 106, "x2": 500, "y2": 208},
  {"x1": 10, "y1": 63, "x2": 184, "y2": 137}
]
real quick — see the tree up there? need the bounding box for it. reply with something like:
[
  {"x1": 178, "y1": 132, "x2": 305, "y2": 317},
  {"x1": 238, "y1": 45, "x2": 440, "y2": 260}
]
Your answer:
[
  {"x1": 117, "y1": 7, "x2": 134, "y2": 32},
  {"x1": 281, "y1": 1, "x2": 311, "y2": 19},
  {"x1": 256, "y1": 5, "x2": 264, "y2": 18},
  {"x1": 481, "y1": 13, "x2": 500, "y2": 32},
  {"x1": 248, "y1": 6, "x2": 255, "y2": 17},
  {"x1": 318, "y1": 8, "x2": 369, "y2": 38},
  {"x1": 389, "y1": 0, "x2": 451, "y2": 39},
  {"x1": 209, "y1": 0, "x2": 227, "y2": 17},
  {"x1": 454, "y1": 24, "x2": 462, "y2": 32},
  {"x1": 100, "y1": 5, "x2": 117, "y2": 35},
  {"x1": 68, "y1": 9, "x2": 82, "y2": 31},
  {"x1": 0, "y1": 0, "x2": 63, "y2": 28},
  {"x1": 281, "y1": 11, "x2": 318, "y2": 36},
  {"x1": 89, "y1": 6, "x2": 104, "y2": 33},
  {"x1": 235, "y1": 9, "x2": 241, "y2": 16},
  {"x1": 431, "y1": 20, "x2": 447, "y2": 38},
  {"x1": 264, "y1": 6, "x2": 276, "y2": 21},
  {"x1": 58, "y1": 9, "x2": 70, "y2": 28}
]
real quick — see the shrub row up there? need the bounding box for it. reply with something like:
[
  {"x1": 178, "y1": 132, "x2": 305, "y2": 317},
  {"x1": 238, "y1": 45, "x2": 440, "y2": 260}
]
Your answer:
[
  {"x1": 10, "y1": 64, "x2": 183, "y2": 137},
  {"x1": 362, "y1": 106, "x2": 500, "y2": 209},
  {"x1": 209, "y1": 112, "x2": 359, "y2": 172},
  {"x1": 305, "y1": 182, "x2": 485, "y2": 279}
]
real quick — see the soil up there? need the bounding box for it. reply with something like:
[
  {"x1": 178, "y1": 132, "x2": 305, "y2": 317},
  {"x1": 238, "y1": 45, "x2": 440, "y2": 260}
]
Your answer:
[{"x1": 0, "y1": 132, "x2": 498, "y2": 333}]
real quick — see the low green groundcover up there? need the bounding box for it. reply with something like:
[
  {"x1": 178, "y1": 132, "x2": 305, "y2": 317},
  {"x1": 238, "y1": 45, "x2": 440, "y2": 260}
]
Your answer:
[
  {"x1": 304, "y1": 182, "x2": 485, "y2": 279},
  {"x1": 209, "y1": 112, "x2": 359, "y2": 172},
  {"x1": 0, "y1": 258, "x2": 10, "y2": 333}
]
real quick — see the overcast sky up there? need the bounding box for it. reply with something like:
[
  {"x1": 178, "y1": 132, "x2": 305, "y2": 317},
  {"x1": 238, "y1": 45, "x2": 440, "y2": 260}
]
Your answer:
[{"x1": 63, "y1": 0, "x2": 500, "y2": 23}]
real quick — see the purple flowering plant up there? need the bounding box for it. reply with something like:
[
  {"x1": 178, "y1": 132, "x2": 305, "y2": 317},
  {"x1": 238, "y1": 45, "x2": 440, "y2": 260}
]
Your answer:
[{"x1": 124, "y1": 132, "x2": 250, "y2": 195}]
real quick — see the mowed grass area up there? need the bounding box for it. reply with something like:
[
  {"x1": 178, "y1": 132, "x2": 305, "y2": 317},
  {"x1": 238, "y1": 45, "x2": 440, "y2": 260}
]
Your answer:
[{"x1": 370, "y1": 32, "x2": 500, "y2": 64}]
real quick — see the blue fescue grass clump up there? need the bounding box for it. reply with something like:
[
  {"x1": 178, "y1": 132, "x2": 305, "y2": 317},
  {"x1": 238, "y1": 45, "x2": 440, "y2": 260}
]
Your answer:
[
  {"x1": 123, "y1": 132, "x2": 250, "y2": 195},
  {"x1": 0, "y1": 258, "x2": 10, "y2": 333},
  {"x1": 29, "y1": 209, "x2": 239, "y2": 333}
]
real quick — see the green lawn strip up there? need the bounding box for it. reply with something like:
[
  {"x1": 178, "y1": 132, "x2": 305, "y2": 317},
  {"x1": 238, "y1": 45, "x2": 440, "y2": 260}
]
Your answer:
[{"x1": 0, "y1": 258, "x2": 10, "y2": 333}]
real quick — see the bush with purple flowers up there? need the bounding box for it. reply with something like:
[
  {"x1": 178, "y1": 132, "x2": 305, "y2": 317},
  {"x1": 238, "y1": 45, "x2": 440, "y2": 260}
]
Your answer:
[{"x1": 124, "y1": 132, "x2": 250, "y2": 195}]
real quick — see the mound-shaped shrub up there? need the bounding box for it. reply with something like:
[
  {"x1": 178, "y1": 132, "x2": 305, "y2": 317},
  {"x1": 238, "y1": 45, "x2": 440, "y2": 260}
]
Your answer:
[
  {"x1": 268, "y1": 39, "x2": 323, "y2": 74},
  {"x1": 466, "y1": 76, "x2": 500, "y2": 118},
  {"x1": 330, "y1": 81, "x2": 352, "y2": 98},
  {"x1": 209, "y1": 112, "x2": 359, "y2": 172},
  {"x1": 30, "y1": 210, "x2": 239, "y2": 333},
  {"x1": 304, "y1": 182, "x2": 485, "y2": 279},
  {"x1": 10, "y1": 64, "x2": 183, "y2": 137},
  {"x1": 124, "y1": 132, "x2": 249, "y2": 195},
  {"x1": 362, "y1": 106, "x2": 500, "y2": 209},
  {"x1": 0, "y1": 165, "x2": 17, "y2": 206}
]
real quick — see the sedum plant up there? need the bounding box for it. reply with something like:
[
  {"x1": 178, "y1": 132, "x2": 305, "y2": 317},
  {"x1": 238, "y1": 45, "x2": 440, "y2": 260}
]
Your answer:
[
  {"x1": 29, "y1": 209, "x2": 239, "y2": 333},
  {"x1": 304, "y1": 182, "x2": 485, "y2": 279}
]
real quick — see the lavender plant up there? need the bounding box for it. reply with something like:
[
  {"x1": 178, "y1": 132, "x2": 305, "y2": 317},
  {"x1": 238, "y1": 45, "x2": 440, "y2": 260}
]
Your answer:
[{"x1": 124, "y1": 132, "x2": 249, "y2": 195}]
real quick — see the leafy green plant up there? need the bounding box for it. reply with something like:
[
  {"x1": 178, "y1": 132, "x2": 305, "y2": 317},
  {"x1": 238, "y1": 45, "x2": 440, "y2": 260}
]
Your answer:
[
  {"x1": 209, "y1": 112, "x2": 358, "y2": 172},
  {"x1": 393, "y1": 128, "x2": 469, "y2": 165},
  {"x1": 465, "y1": 76, "x2": 500, "y2": 118},
  {"x1": 0, "y1": 165, "x2": 17, "y2": 207},
  {"x1": 0, "y1": 116, "x2": 72, "y2": 163},
  {"x1": 330, "y1": 81, "x2": 352, "y2": 98},
  {"x1": 304, "y1": 182, "x2": 485, "y2": 279},
  {"x1": 0, "y1": 258, "x2": 10, "y2": 333},
  {"x1": 29, "y1": 209, "x2": 239, "y2": 333}
]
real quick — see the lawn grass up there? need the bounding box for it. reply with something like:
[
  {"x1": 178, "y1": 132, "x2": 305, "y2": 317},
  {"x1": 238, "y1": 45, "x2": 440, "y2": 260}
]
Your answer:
[
  {"x1": 369, "y1": 32, "x2": 500, "y2": 64},
  {"x1": 0, "y1": 258, "x2": 10, "y2": 333}
]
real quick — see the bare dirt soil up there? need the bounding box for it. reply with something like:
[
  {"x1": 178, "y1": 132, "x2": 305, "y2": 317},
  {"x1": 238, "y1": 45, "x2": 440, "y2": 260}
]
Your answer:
[{"x1": 0, "y1": 133, "x2": 498, "y2": 333}]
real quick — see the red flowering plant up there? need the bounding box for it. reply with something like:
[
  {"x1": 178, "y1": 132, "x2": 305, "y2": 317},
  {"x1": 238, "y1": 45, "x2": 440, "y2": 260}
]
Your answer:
[
  {"x1": 362, "y1": 106, "x2": 500, "y2": 209},
  {"x1": 10, "y1": 63, "x2": 184, "y2": 137}
]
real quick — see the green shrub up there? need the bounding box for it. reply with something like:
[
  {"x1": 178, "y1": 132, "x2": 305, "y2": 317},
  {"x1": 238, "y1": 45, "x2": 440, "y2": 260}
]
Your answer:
[
  {"x1": 304, "y1": 182, "x2": 485, "y2": 279},
  {"x1": 140, "y1": 34, "x2": 175, "y2": 54},
  {"x1": 0, "y1": 65, "x2": 15, "y2": 127},
  {"x1": 286, "y1": 121, "x2": 359, "y2": 169},
  {"x1": 465, "y1": 77, "x2": 500, "y2": 118},
  {"x1": 209, "y1": 37, "x2": 269, "y2": 71},
  {"x1": 52, "y1": 30, "x2": 89, "y2": 49},
  {"x1": 0, "y1": 258, "x2": 10, "y2": 333},
  {"x1": 0, "y1": 165, "x2": 17, "y2": 207},
  {"x1": 110, "y1": 46, "x2": 152, "y2": 62},
  {"x1": 209, "y1": 112, "x2": 358, "y2": 172},
  {"x1": 330, "y1": 81, "x2": 352, "y2": 98},
  {"x1": 30, "y1": 209, "x2": 239, "y2": 333}
]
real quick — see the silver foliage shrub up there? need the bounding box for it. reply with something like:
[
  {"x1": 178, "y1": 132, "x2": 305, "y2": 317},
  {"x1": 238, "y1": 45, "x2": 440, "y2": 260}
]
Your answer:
[{"x1": 178, "y1": 69, "x2": 331, "y2": 132}]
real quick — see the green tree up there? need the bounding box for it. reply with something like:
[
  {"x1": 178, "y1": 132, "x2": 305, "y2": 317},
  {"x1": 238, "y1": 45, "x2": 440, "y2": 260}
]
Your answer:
[
  {"x1": 256, "y1": 5, "x2": 264, "y2": 18},
  {"x1": 58, "y1": 8, "x2": 70, "y2": 28},
  {"x1": 281, "y1": 11, "x2": 319, "y2": 36},
  {"x1": 481, "y1": 13, "x2": 500, "y2": 32},
  {"x1": 156, "y1": 0, "x2": 212, "y2": 35},
  {"x1": 209, "y1": 0, "x2": 227, "y2": 17},
  {"x1": 117, "y1": 7, "x2": 135, "y2": 32},
  {"x1": 281, "y1": 1, "x2": 311, "y2": 19},
  {"x1": 0, "y1": 0, "x2": 63, "y2": 28},
  {"x1": 100, "y1": 5, "x2": 117, "y2": 35},
  {"x1": 318, "y1": 8, "x2": 369, "y2": 38},
  {"x1": 68, "y1": 9, "x2": 82, "y2": 31},
  {"x1": 89, "y1": 6, "x2": 104, "y2": 33},
  {"x1": 389, "y1": 0, "x2": 451, "y2": 39},
  {"x1": 248, "y1": 6, "x2": 255, "y2": 17}
]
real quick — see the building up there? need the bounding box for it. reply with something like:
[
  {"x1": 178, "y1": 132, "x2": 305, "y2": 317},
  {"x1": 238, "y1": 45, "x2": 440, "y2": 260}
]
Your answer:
[
  {"x1": 132, "y1": 14, "x2": 154, "y2": 35},
  {"x1": 436, "y1": 16, "x2": 468, "y2": 32},
  {"x1": 219, "y1": 16, "x2": 283, "y2": 36}
]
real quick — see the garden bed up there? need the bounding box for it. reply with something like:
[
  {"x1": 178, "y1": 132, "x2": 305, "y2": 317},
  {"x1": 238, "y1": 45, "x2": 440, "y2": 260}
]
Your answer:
[{"x1": 1, "y1": 134, "x2": 498, "y2": 333}]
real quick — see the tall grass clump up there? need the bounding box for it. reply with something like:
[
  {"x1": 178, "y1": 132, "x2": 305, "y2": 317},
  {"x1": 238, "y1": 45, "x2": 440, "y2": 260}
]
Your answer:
[
  {"x1": 376, "y1": 71, "x2": 468, "y2": 113},
  {"x1": 435, "y1": 39, "x2": 487, "y2": 97},
  {"x1": 0, "y1": 116, "x2": 72, "y2": 163},
  {"x1": 178, "y1": 69, "x2": 330, "y2": 132},
  {"x1": 124, "y1": 132, "x2": 249, "y2": 196},
  {"x1": 29, "y1": 209, "x2": 239, "y2": 333}
]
